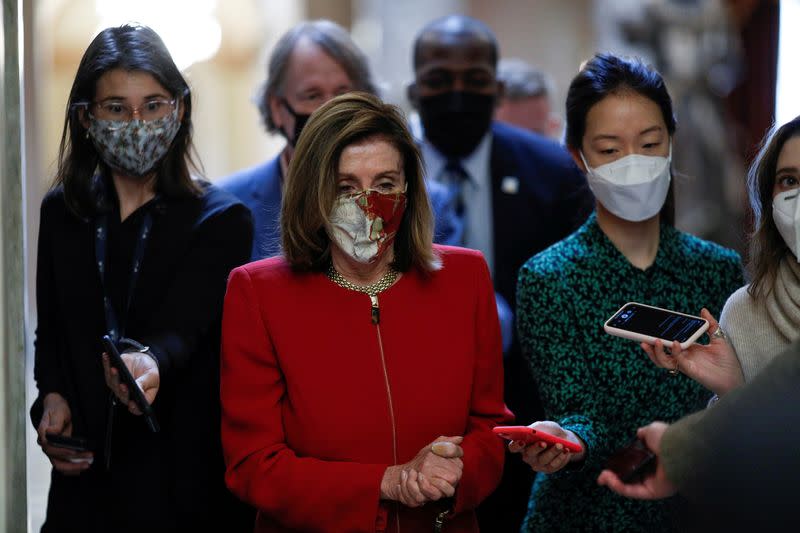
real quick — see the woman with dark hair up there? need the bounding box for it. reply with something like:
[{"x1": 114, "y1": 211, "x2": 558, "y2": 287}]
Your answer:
[
  {"x1": 510, "y1": 53, "x2": 743, "y2": 531},
  {"x1": 642, "y1": 117, "x2": 800, "y2": 397},
  {"x1": 220, "y1": 92, "x2": 512, "y2": 532},
  {"x1": 32, "y1": 24, "x2": 253, "y2": 532}
]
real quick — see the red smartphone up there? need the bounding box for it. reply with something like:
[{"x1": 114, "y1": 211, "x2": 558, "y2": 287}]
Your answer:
[{"x1": 493, "y1": 426, "x2": 583, "y2": 453}]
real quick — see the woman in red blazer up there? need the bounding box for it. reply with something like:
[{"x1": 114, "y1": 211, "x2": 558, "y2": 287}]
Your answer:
[{"x1": 221, "y1": 92, "x2": 512, "y2": 532}]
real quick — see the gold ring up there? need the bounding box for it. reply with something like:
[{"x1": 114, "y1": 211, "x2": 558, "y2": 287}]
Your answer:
[{"x1": 711, "y1": 327, "x2": 726, "y2": 340}]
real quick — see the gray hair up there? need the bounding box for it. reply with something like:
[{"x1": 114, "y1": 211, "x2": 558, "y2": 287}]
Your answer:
[
  {"x1": 498, "y1": 58, "x2": 554, "y2": 100},
  {"x1": 256, "y1": 20, "x2": 377, "y2": 133}
]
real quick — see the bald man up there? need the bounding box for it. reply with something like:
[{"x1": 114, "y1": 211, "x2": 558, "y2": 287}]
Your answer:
[{"x1": 408, "y1": 15, "x2": 593, "y2": 531}]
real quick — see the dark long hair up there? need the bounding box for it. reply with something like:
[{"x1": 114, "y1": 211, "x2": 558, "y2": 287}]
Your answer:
[
  {"x1": 55, "y1": 24, "x2": 201, "y2": 217},
  {"x1": 565, "y1": 53, "x2": 677, "y2": 225},
  {"x1": 747, "y1": 117, "x2": 800, "y2": 298}
]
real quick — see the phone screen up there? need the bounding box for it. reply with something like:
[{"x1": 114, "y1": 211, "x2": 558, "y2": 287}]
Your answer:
[{"x1": 608, "y1": 304, "x2": 705, "y2": 343}]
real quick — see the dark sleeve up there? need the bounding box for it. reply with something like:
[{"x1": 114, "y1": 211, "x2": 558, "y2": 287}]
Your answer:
[
  {"x1": 661, "y1": 341, "x2": 800, "y2": 510},
  {"x1": 139, "y1": 202, "x2": 253, "y2": 374},
  {"x1": 517, "y1": 261, "x2": 614, "y2": 476},
  {"x1": 31, "y1": 195, "x2": 66, "y2": 426}
]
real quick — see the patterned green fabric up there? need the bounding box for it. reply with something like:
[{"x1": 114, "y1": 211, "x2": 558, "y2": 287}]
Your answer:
[{"x1": 517, "y1": 213, "x2": 743, "y2": 532}]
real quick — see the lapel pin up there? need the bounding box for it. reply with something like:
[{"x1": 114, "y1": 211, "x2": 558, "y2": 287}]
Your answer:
[{"x1": 501, "y1": 176, "x2": 519, "y2": 195}]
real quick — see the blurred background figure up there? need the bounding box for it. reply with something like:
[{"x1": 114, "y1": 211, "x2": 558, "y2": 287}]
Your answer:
[
  {"x1": 495, "y1": 58, "x2": 562, "y2": 139},
  {"x1": 219, "y1": 20, "x2": 377, "y2": 260}
]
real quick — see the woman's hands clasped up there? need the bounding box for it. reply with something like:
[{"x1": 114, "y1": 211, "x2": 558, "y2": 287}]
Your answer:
[
  {"x1": 641, "y1": 308, "x2": 744, "y2": 396},
  {"x1": 381, "y1": 436, "x2": 464, "y2": 507},
  {"x1": 102, "y1": 351, "x2": 160, "y2": 415},
  {"x1": 509, "y1": 421, "x2": 585, "y2": 474}
]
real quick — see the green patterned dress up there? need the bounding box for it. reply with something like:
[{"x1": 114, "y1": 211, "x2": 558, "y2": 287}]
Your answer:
[{"x1": 517, "y1": 213, "x2": 743, "y2": 532}]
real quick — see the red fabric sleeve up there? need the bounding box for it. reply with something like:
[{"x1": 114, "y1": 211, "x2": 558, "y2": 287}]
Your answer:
[
  {"x1": 220, "y1": 267, "x2": 390, "y2": 533},
  {"x1": 453, "y1": 254, "x2": 514, "y2": 514}
]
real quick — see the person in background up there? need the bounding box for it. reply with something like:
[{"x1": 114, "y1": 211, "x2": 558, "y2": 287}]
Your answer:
[
  {"x1": 221, "y1": 20, "x2": 454, "y2": 260},
  {"x1": 642, "y1": 116, "x2": 800, "y2": 399},
  {"x1": 495, "y1": 58, "x2": 561, "y2": 139},
  {"x1": 512, "y1": 53, "x2": 743, "y2": 532},
  {"x1": 32, "y1": 25, "x2": 254, "y2": 532},
  {"x1": 407, "y1": 14, "x2": 593, "y2": 530},
  {"x1": 597, "y1": 340, "x2": 800, "y2": 530},
  {"x1": 219, "y1": 20, "x2": 376, "y2": 260},
  {"x1": 220, "y1": 92, "x2": 511, "y2": 532}
]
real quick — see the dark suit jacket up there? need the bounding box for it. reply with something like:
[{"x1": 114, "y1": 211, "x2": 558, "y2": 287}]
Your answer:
[
  {"x1": 220, "y1": 154, "x2": 460, "y2": 261},
  {"x1": 661, "y1": 341, "x2": 800, "y2": 530},
  {"x1": 219, "y1": 157, "x2": 283, "y2": 261},
  {"x1": 32, "y1": 182, "x2": 254, "y2": 533},
  {"x1": 486, "y1": 121, "x2": 593, "y2": 309}
]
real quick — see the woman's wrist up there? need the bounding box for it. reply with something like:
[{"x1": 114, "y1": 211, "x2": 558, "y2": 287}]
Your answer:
[{"x1": 380, "y1": 465, "x2": 402, "y2": 500}]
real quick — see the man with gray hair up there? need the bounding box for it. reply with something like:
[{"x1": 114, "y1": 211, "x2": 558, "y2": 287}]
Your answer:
[
  {"x1": 219, "y1": 20, "x2": 377, "y2": 260},
  {"x1": 495, "y1": 58, "x2": 561, "y2": 138}
]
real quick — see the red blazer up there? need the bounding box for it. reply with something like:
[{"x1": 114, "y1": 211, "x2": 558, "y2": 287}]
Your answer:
[{"x1": 221, "y1": 245, "x2": 513, "y2": 533}]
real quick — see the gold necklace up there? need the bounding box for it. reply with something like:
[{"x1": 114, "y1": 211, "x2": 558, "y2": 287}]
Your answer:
[{"x1": 327, "y1": 265, "x2": 398, "y2": 325}]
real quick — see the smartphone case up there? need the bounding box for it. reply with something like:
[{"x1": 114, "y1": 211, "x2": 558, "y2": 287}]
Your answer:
[
  {"x1": 493, "y1": 426, "x2": 583, "y2": 453},
  {"x1": 603, "y1": 302, "x2": 709, "y2": 350}
]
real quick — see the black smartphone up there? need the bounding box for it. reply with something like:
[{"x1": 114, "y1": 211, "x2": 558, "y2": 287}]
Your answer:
[
  {"x1": 102, "y1": 335, "x2": 160, "y2": 433},
  {"x1": 604, "y1": 302, "x2": 709, "y2": 350},
  {"x1": 45, "y1": 433, "x2": 92, "y2": 453},
  {"x1": 604, "y1": 439, "x2": 656, "y2": 483}
]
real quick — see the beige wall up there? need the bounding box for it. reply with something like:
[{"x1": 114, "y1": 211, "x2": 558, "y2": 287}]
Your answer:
[{"x1": 470, "y1": 0, "x2": 595, "y2": 127}]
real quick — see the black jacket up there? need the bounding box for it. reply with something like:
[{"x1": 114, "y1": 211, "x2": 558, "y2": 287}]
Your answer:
[{"x1": 31, "y1": 181, "x2": 254, "y2": 532}]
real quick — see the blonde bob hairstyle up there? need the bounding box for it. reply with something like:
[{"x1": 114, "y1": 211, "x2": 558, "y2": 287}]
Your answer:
[{"x1": 281, "y1": 92, "x2": 440, "y2": 273}]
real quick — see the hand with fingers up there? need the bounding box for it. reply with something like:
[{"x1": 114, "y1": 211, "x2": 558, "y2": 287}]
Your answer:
[
  {"x1": 380, "y1": 436, "x2": 464, "y2": 507},
  {"x1": 101, "y1": 351, "x2": 160, "y2": 415},
  {"x1": 508, "y1": 421, "x2": 585, "y2": 474},
  {"x1": 597, "y1": 422, "x2": 677, "y2": 500},
  {"x1": 640, "y1": 308, "x2": 744, "y2": 396},
  {"x1": 36, "y1": 392, "x2": 94, "y2": 475}
]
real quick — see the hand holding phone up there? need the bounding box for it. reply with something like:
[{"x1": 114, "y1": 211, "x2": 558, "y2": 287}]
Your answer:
[
  {"x1": 494, "y1": 425, "x2": 583, "y2": 453},
  {"x1": 102, "y1": 335, "x2": 160, "y2": 432},
  {"x1": 604, "y1": 302, "x2": 709, "y2": 350},
  {"x1": 604, "y1": 439, "x2": 656, "y2": 483}
]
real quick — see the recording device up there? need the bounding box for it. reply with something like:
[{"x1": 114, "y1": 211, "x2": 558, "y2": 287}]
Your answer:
[
  {"x1": 102, "y1": 335, "x2": 160, "y2": 433},
  {"x1": 604, "y1": 302, "x2": 709, "y2": 350}
]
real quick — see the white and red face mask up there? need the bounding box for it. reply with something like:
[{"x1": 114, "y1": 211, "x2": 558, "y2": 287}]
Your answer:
[{"x1": 327, "y1": 189, "x2": 407, "y2": 264}]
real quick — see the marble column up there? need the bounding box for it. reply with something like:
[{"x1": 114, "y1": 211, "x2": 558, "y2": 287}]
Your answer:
[{"x1": 1, "y1": 0, "x2": 28, "y2": 530}]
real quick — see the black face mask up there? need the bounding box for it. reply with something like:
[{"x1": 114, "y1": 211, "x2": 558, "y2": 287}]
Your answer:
[
  {"x1": 417, "y1": 91, "x2": 495, "y2": 158},
  {"x1": 281, "y1": 98, "x2": 311, "y2": 147}
]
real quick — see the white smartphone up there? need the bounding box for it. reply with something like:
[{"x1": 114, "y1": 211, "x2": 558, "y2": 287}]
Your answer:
[{"x1": 604, "y1": 302, "x2": 709, "y2": 350}]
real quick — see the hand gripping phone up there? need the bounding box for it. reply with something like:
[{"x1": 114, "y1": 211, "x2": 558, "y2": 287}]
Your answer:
[
  {"x1": 604, "y1": 438, "x2": 656, "y2": 483},
  {"x1": 102, "y1": 335, "x2": 160, "y2": 433},
  {"x1": 493, "y1": 426, "x2": 583, "y2": 453},
  {"x1": 604, "y1": 302, "x2": 709, "y2": 350},
  {"x1": 45, "y1": 433, "x2": 92, "y2": 453}
]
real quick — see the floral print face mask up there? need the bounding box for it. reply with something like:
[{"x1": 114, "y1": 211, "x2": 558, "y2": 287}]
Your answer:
[
  {"x1": 328, "y1": 189, "x2": 407, "y2": 264},
  {"x1": 88, "y1": 104, "x2": 181, "y2": 177}
]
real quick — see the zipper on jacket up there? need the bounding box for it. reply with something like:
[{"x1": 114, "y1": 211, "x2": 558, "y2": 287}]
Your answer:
[{"x1": 373, "y1": 294, "x2": 400, "y2": 532}]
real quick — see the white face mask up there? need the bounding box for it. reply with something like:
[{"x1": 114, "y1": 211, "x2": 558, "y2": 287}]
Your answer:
[
  {"x1": 580, "y1": 144, "x2": 672, "y2": 222},
  {"x1": 772, "y1": 189, "x2": 800, "y2": 259}
]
